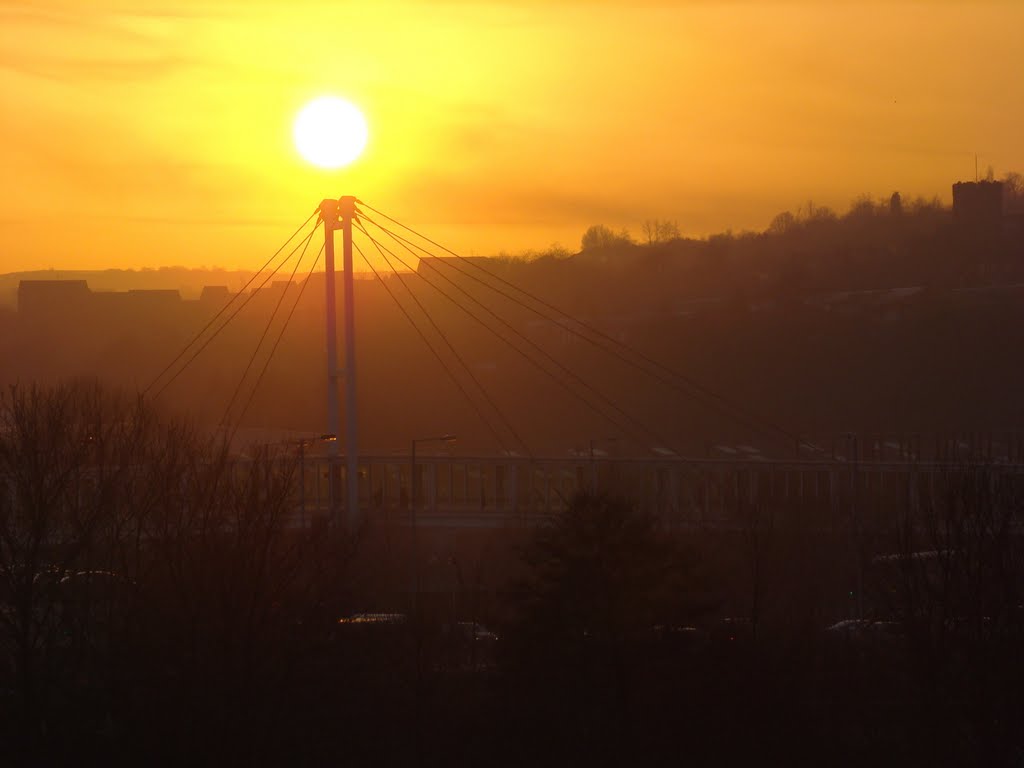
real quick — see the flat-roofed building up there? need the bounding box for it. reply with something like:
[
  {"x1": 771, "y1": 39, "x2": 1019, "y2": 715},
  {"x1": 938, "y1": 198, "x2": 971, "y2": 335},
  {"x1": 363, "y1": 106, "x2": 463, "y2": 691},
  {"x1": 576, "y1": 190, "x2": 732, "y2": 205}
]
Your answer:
[
  {"x1": 17, "y1": 279, "x2": 92, "y2": 319},
  {"x1": 952, "y1": 180, "x2": 1004, "y2": 231}
]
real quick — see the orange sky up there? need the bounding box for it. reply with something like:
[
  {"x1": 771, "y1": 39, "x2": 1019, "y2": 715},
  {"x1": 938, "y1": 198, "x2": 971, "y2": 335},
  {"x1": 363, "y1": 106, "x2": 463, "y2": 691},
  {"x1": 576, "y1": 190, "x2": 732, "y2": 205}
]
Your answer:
[{"x1": 1, "y1": 0, "x2": 1022, "y2": 272}]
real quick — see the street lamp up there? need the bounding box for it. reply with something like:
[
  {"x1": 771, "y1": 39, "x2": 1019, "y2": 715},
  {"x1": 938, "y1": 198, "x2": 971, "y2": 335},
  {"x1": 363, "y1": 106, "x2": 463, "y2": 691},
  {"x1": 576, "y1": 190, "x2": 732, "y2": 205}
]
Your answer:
[
  {"x1": 294, "y1": 437, "x2": 316, "y2": 527},
  {"x1": 410, "y1": 434, "x2": 456, "y2": 614}
]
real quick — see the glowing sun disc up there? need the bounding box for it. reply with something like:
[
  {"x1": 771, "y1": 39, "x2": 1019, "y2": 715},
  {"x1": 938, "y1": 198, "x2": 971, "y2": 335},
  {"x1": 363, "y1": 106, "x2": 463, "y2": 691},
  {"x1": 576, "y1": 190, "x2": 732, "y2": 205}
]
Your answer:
[{"x1": 293, "y1": 96, "x2": 368, "y2": 169}]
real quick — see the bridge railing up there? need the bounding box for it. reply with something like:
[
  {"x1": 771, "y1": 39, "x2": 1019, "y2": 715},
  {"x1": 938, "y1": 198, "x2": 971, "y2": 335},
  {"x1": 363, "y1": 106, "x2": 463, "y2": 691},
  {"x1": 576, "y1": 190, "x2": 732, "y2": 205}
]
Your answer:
[{"x1": 286, "y1": 455, "x2": 1024, "y2": 528}]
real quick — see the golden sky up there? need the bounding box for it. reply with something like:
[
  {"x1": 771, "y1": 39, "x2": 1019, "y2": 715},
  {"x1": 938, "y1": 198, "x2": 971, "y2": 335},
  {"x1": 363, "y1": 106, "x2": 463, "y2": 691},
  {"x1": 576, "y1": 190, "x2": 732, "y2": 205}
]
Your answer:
[{"x1": 1, "y1": 0, "x2": 1022, "y2": 272}]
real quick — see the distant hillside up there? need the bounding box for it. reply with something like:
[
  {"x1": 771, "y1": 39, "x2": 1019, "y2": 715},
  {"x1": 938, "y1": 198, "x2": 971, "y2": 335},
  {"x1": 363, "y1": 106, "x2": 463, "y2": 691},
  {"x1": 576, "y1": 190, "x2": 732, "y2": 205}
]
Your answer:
[{"x1": 0, "y1": 268, "x2": 257, "y2": 309}]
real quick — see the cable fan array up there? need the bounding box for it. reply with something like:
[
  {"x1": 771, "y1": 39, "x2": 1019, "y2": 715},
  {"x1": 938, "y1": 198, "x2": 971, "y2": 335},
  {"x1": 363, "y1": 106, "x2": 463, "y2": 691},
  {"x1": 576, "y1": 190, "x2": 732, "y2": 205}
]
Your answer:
[{"x1": 144, "y1": 200, "x2": 832, "y2": 467}]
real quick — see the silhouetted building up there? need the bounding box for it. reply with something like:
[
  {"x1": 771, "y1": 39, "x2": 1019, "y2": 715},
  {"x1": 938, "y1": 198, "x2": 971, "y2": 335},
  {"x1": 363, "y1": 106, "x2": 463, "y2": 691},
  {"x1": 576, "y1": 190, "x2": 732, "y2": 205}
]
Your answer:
[
  {"x1": 18, "y1": 280, "x2": 187, "y2": 325},
  {"x1": 952, "y1": 180, "x2": 1004, "y2": 230},
  {"x1": 199, "y1": 285, "x2": 231, "y2": 303},
  {"x1": 127, "y1": 289, "x2": 180, "y2": 304},
  {"x1": 17, "y1": 280, "x2": 91, "y2": 319}
]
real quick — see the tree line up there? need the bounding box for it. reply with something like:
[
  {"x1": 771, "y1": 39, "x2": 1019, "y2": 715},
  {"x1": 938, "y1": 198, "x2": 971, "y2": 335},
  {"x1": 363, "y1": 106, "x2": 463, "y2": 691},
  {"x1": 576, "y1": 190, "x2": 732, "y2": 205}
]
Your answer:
[{"x1": 3, "y1": 381, "x2": 1024, "y2": 765}]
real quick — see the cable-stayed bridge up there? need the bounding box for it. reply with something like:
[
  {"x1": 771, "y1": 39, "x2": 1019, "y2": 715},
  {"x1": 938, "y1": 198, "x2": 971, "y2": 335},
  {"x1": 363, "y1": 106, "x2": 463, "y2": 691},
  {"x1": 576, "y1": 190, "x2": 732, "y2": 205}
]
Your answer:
[{"x1": 142, "y1": 199, "x2": 1024, "y2": 530}]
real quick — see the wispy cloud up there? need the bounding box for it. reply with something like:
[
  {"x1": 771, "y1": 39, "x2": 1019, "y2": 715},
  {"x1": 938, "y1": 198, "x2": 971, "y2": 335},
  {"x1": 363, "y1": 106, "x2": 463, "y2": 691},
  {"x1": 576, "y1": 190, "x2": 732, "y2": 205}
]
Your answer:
[
  {"x1": 0, "y1": 52, "x2": 196, "y2": 82},
  {"x1": 0, "y1": 2, "x2": 204, "y2": 83}
]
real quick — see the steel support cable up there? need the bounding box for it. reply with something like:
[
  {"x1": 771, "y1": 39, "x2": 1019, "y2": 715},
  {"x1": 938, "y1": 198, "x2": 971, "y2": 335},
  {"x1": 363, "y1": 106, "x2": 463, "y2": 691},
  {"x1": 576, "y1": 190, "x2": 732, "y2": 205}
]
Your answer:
[
  {"x1": 357, "y1": 214, "x2": 683, "y2": 453},
  {"x1": 357, "y1": 211, "x2": 749, "y2": 430},
  {"x1": 361, "y1": 226, "x2": 727, "y2": 488},
  {"x1": 149, "y1": 215, "x2": 319, "y2": 402},
  {"x1": 143, "y1": 208, "x2": 319, "y2": 397},
  {"x1": 353, "y1": 227, "x2": 521, "y2": 457},
  {"x1": 358, "y1": 215, "x2": 680, "y2": 457},
  {"x1": 357, "y1": 203, "x2": 829, "y2": 460},
  {"x1": 356, "y1": 221, "x2": 750, "y2": 491},
  {"x1": 220, "y1": 224, "x2": 318, "y2": 428},
  {"x1": 228, "y1": 244, "x2": 325, "y2": 446},
  {"x1": 358, "y1": 222, "x2": 671, "y2": 462}
]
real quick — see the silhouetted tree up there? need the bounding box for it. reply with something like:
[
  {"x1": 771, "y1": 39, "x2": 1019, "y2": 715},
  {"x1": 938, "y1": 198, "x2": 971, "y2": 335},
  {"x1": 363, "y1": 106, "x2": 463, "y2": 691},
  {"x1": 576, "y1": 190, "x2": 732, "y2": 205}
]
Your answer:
[
  {"x1": 803, "y1": 201, "x2": 837, "y2": 223},
  {"x1": 847, "y1": 194, "x2": 878, "y2": 220},
  {"x1": 1003, "y1": 171, "x2": 1024, "y2": 214},
  {"x1": 768, "y1": 210, "x2": 798, "y2": 235},
  {"x1": 516, "y1": 492, "x2": 685, "y2": 636},
  {"x1": 503, "y1": 492, "x2": 690, "y2": 764},
  {"x1": 129, "y1": 439, "x2": 324, "y2": 761},
  {"x1": 882, "y1": 463, "x2": 1024, "y2": 764},
  {"x1": 641, "y1": 218, "x2": 680, "y2": 245},
  {"x1": 0, "y1": 381, "x2": 344, "y2": 763},
  {"x1": 0, "y1": 381, "x2": 159, "y2": 733},
  {"x1": 581, "y1": 224, "x2": 632, "y2": 251}
]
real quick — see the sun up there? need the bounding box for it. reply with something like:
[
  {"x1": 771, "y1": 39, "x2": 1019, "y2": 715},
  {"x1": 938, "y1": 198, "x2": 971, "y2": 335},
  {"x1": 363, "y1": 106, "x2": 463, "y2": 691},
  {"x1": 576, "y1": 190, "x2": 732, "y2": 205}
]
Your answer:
[{"x1": 293, "y1": 96, "x2": 368, "y2": 169}]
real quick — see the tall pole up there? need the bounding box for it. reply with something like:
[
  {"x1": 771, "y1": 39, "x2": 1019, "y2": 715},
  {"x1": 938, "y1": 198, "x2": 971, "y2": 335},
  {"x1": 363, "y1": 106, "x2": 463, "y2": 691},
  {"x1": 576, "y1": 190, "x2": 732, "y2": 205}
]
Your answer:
[
  {"x1": 340, "y1": 195, "x2": 359, "y2": 527},
  {"x1": 299, "y1": 439, "x2": 307, "y2": 528},
  {"x1": 320, "y1": 199, "x2": 341, "y2": 525},
  {"x1": 410, "y1": 439, "x2": 418, "y2": 618}
]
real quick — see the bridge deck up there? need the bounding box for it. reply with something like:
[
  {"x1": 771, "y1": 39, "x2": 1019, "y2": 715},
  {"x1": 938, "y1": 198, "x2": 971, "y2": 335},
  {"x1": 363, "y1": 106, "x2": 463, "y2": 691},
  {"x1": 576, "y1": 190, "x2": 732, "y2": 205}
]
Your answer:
[{"x1": 286, "y1": 455, "x2": 1024, "y2": 529}]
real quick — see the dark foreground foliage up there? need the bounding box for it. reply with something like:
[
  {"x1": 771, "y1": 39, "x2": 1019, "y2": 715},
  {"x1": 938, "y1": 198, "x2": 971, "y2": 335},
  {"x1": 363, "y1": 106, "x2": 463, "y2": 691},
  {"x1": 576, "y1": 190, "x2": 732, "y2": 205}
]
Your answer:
[{"x1": 1, "y1": 383, "x2": 1024, "y2": 766}]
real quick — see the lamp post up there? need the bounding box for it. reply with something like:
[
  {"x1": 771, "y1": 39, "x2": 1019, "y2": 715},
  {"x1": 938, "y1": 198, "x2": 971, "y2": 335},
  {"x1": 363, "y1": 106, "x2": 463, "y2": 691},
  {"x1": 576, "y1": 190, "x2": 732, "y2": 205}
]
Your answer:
[
  {"x1": 410, "y1": 434, "x2": 456, "y2": 615},
  {"x1": 844, "y1": 432, "x2": 864, "y2": 620},
  {"x1": 295, "y1": 437, "x2": 315, "y2": 528}
]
